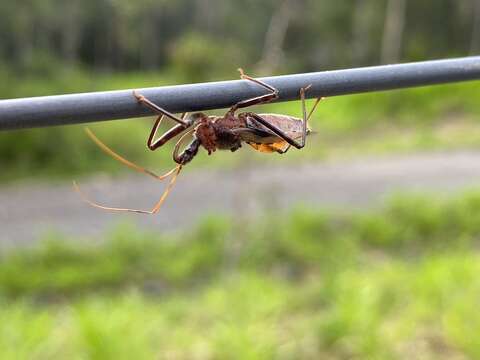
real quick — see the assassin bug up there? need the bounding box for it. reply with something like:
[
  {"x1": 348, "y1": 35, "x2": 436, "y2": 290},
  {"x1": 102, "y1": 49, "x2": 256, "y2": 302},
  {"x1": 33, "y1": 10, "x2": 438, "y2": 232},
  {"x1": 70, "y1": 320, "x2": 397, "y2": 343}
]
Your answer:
[{"x1": 74, "y1": 69, "x2": 324, "y2": 214}]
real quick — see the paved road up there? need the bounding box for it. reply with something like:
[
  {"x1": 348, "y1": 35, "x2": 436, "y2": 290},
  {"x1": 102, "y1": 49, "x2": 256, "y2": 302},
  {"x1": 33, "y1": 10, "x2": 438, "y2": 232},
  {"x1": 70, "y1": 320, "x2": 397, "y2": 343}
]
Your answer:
[{"x1": 2, "y1": 151, "x2": 480, "y2": 247}]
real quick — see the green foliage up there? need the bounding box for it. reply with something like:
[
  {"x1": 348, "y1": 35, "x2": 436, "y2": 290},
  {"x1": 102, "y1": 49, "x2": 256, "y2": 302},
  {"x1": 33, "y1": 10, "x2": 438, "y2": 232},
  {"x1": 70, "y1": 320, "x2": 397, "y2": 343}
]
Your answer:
[
  {"x1": 2, "y1": 190, "x2": 480, "y2": 299},
  {"x1": 1, "y1": 254, "x2": 480, "y2": 358},
  {"x1": 2, "y1": 191, "x2": 480, "y2": 357},
  {"x1": 168, "y1": 33, "x2": 247, "y2": 82},
  {"x1": 0, "y1": 218, "x2": 230, "y2": 298}
]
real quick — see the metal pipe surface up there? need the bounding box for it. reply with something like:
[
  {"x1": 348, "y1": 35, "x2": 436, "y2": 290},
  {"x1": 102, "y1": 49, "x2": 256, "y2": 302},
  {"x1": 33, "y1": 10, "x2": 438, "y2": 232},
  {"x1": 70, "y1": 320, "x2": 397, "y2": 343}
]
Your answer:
[{"x1": 1, "y1": 56, "x2": 480, "y2": 131}]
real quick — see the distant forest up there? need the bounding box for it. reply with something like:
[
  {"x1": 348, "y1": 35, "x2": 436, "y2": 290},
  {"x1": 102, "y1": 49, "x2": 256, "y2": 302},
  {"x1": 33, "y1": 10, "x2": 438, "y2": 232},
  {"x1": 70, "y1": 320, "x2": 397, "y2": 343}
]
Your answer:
[{"x1": 1, "y1": 0, "x2": 479, "y2": 78}]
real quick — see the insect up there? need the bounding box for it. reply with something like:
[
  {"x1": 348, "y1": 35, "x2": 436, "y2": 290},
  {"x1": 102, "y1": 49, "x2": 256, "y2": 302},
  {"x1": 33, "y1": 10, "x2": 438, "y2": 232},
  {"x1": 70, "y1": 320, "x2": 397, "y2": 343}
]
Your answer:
[{"x1": 74, "y1": 69, "x2": 324, "y2": 214}]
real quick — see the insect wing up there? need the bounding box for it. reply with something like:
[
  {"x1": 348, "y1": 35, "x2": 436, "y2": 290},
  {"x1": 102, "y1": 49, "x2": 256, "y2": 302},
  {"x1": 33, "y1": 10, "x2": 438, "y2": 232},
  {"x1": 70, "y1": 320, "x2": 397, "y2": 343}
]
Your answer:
[{"x1": 256, "y1": 114, "x2": 304, "y2": 141}]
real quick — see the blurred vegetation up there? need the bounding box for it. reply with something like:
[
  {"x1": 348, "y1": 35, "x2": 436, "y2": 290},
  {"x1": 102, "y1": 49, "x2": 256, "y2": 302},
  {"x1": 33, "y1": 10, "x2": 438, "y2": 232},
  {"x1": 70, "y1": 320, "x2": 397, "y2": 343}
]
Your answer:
[
  {"x1": 2, "y1": 190, "x2": 480, "y2": 357},
  {"x1": 0, "y1": 1, "x2": 477, "y2": 74}
]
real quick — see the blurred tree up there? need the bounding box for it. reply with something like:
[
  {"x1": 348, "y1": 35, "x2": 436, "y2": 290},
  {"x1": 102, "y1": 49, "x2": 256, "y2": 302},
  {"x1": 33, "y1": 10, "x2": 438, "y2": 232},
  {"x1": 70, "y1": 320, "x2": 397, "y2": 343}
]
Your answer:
[
  {"x1": 168, "y1": 32, "x2": 246, "y2": 82},
  {"x1": 351, "y1": 0, "x2": 380, "y2": 65},
  {"x1": 471, "y1": 0, "x2": 480, "y2": 54},
  {"x1": 59, "y1": 1, "x2": 83, "y2": 66},
  {"x1": 0, "y1": 0, "x2": 476, "y2": 78},
  {"x1": 256, "y1": 0, "x2": 296, "y2": 74},
  {"x1": 381, "y1": 0, "x2": 407, "y2": 64}
]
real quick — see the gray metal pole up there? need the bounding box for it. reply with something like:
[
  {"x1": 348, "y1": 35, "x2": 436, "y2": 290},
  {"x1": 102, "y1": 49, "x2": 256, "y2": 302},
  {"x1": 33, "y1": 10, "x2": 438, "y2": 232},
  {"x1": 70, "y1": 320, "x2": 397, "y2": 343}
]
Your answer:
[{"x1": 1, "y1": 56, "x2": 480, "y2": 131}]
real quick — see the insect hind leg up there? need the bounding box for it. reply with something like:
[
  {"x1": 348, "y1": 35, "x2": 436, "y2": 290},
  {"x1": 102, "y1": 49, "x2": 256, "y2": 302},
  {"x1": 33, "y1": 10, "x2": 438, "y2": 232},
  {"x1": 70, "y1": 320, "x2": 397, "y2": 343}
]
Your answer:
[
  {"x1": 300, "y1": 85, "x2": 325, "y2": 147},
  {"x1": 238, "y1": 68, "x2": 278, "y2": 93},
  {"x1": 229, "y1": 68, "x2": 279, "y2": 113}
]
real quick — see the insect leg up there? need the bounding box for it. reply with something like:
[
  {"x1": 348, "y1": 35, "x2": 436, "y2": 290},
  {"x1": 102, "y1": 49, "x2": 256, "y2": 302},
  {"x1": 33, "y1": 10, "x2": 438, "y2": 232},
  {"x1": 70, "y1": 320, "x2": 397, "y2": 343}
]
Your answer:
[
  {"x1": 85, "y1": 128, "x2": 177, "y2": 180},
  {"x1": 73, "y1": 164, "x2": 182, "y2": 214},
  {"x1": 300, "y1": 86, "x2": 323, "y2": 146},
  {"x1": 147, "y1": 113, "x2": 191, "y2": 150},
  {"x1": 229, "y1": 68, "x2": 279, "y2": 113},
  {"x1": 238, "y1": 68, "x2": 278, "y2": 92},
  {"x1": 307, "y1": 97, "x2": 324, "y2": 122},
  {"x1": 172, "y1": 128, "x2": 201, "y2": 165},
  {"x1": 299, "y1": 86, "x2": 309, "y2": 147},
  {"x1": 133, "y1": 90, "x2": 189, "y2": 126}
]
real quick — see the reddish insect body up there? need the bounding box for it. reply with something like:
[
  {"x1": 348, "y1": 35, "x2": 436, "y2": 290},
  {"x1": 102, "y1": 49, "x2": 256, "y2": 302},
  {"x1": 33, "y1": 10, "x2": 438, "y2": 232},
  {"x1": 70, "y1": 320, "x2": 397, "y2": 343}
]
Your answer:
[{"x1": 74, "y1": 69, "x2": 323, "y2": 214}]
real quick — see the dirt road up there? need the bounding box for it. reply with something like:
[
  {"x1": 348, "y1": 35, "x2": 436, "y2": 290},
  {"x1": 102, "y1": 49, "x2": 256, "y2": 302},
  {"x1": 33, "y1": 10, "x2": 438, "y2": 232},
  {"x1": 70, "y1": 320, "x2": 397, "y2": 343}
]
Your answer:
[{"x1": 2, "y1": 151, "x2": 480, "y2": 247}]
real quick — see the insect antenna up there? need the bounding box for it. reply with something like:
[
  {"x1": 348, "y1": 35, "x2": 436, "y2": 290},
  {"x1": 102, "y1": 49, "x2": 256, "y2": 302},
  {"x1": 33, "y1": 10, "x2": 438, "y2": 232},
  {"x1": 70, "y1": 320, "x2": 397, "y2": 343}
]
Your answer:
[
  {"x1": 72, "y1": 164, "x2": 182, "y2": 214},
  {"x1": 307, "y1": 97, "x2": 325, "y2": 122},
  {"x1": 85, "y1": 127, "x2": 176, "y2": 180}
]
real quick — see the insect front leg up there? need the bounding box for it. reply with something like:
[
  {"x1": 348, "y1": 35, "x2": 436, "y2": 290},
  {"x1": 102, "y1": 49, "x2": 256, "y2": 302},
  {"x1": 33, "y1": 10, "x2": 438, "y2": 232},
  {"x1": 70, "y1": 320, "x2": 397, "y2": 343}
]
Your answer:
[
  {"x1": 174, "y1": 139, "x2": 201, "y2": 165},
  {"x1": 147, "y1": 113, "x2": 191, "y2": 151},
  {"x1": 133, "y1": 90, "x2": 189, "y2": 126},
  {"x1": 172, "y1": 129, "x2": 201, "y2": 165}
]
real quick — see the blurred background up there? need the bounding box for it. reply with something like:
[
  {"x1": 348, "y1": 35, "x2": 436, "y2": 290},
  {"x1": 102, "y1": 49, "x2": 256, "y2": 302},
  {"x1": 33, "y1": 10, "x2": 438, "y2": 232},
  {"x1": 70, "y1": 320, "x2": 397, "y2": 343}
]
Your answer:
[{"x1": 2, "y1": 0, "x2": 480, "y2": 358}]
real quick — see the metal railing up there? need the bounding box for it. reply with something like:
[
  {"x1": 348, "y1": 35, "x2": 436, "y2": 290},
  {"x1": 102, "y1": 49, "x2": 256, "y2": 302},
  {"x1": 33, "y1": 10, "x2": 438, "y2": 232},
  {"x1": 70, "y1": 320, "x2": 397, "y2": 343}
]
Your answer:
[{"x1": 1, "y1": 56, "x2": 480, "y2": 131}]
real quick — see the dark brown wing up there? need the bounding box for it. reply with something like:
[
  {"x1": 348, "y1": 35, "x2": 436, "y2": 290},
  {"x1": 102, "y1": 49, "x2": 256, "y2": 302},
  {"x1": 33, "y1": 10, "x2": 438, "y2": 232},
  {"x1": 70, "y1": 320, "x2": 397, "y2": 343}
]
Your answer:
[
  {"x1": 231, "y1": 127, "x2": 279, "y2": 144},
  {"x1": 250, "y1": 114, "x2": 304, "y2": 141},
  {"x1": 233, "y1": 114, "x2": 303, "y2": 144}
]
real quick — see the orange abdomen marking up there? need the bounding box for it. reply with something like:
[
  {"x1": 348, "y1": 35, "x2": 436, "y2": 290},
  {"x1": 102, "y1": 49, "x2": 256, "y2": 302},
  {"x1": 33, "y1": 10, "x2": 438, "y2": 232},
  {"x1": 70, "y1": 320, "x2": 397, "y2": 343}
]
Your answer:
[{"x1": 248, "y1": 141, "x2": 289, "y2": 153}]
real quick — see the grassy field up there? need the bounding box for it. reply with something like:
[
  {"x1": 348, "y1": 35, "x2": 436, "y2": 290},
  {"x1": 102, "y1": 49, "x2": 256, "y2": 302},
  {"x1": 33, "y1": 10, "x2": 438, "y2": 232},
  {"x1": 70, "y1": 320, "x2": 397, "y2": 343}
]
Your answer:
[
  {"x1": 2, "y1": 68, "x2": 480, "y2": 358},
  {"x1": 1, "y1": 69, "x2": 480, "y2": 183},
  {"x1": 2, "y1": 191, "x2": 480, "y2": 358}
]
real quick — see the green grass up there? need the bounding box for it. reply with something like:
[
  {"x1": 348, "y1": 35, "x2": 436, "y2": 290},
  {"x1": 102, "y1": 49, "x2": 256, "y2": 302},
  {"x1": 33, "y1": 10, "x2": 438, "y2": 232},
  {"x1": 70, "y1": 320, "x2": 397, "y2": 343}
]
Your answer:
[
  {"x1": 3, "y1": 190, "x2": 480, "y2": 298},
  {"x1": 1, "y1": 69, "x2": 480, "y2": 183},
  {"x1": 2, "y1": 260, "x2": 480, "y2": 359},
  {"x1": 2, "y1": 191, "x2": 480, "y2": 358}
]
